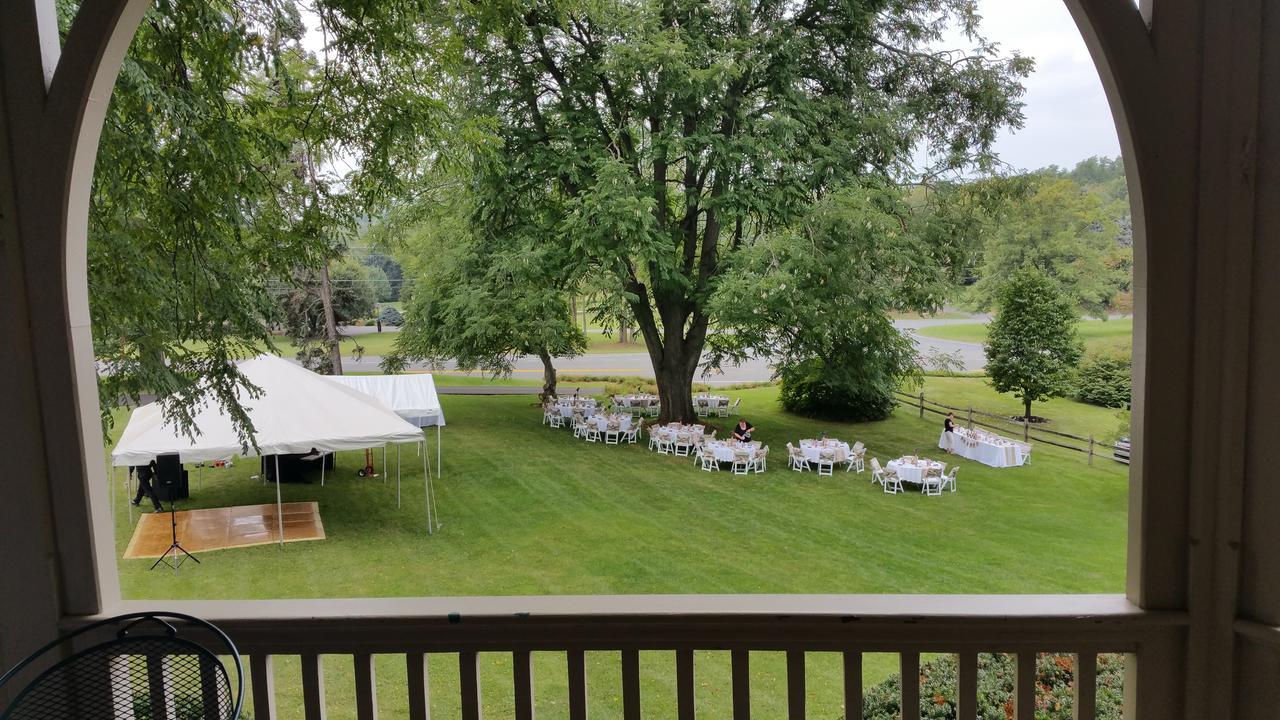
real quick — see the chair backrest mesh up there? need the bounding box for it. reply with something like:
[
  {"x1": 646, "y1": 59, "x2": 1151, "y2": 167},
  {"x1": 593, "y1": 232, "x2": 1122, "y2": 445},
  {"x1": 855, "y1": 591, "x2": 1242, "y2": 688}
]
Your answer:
[{"x1": 4, "y1": 636, "x2": 234, "y2": 720}]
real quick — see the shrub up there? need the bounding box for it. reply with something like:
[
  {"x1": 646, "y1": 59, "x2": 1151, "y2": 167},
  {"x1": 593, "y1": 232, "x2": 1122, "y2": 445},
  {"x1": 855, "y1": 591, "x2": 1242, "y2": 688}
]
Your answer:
[
  {"x1": 862, "y1": 652, "x2": 1125, "y2": 720},
  {"x1": 778, "y1": 360, "x2": 898, "y2": 422},
  {"x1": 378, "y1": 305, "x2": 404, "y2": 326},
  {"x1": 1073, "y1": 351, "x2": 1131, "y2": 408}
]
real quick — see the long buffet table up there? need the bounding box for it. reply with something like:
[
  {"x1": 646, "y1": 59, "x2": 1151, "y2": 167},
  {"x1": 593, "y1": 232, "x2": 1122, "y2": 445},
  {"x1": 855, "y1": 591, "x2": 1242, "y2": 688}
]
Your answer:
[{"x1": 939, "y1": 427, "x2": 1029, "y2": 468}]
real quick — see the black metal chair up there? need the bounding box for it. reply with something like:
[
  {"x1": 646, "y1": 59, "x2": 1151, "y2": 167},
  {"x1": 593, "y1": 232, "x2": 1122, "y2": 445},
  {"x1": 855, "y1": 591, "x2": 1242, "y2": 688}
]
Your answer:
[{"x1": 0, "y1": 612, "x2": 243, "y2": 719}]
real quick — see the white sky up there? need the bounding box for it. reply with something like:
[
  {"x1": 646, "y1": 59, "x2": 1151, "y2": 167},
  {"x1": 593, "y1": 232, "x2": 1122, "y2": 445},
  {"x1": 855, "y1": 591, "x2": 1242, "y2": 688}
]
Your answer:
[{"x1": 965, "y1": 0, "x2": 1123, "y2": 171}]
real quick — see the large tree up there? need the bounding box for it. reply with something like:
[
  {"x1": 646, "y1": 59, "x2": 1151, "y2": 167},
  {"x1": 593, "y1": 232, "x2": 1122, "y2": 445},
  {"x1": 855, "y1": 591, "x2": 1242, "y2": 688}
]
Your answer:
[
  {"x1": 380, "y1": 184, "x2": 587, "y2": 398},
  {"x1": 709, "y1": 183, "x2": 968, "y2": 420},
  {"x1": 78, "y1": 0, "x2": 450, "y2": 441},
  {"x1": 456, "y1": 0, "x2": 1030, "y2": 422},
  {"x1": 985, "y1": 267, "x2": 1084, "y2": 422},
  {"x1": 966, "y1": 175, "x2": 1126, "y2": 316}
]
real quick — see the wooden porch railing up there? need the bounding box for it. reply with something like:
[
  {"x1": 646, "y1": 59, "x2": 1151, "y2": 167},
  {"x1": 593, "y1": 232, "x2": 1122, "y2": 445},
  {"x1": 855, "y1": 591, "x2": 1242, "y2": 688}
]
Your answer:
[{"x1": 80, "y1": 595, "x2": 1186, "y2": 720}]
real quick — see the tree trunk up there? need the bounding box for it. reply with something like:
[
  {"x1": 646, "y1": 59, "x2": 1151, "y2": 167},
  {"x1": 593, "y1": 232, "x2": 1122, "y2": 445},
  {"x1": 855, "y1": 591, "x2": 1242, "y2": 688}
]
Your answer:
[
  {"x1": 1024, "y1": 396, "x2": 1032, "y2": 422},
  {"x1": 619, "y1": 316, "x2": 629, "y2": 344},
  {"x1": 537, "y1": 346, "x2": 558, "y2": 401},
  {"x1": 570, "y1": 295, "x2": 577, "y2": 331},
  {"x1": 319, "y1": 260, "x2": 343, "y2": 375},
  {"x1": 653, "y1": 341, "x2": 701, "y2": 424}
]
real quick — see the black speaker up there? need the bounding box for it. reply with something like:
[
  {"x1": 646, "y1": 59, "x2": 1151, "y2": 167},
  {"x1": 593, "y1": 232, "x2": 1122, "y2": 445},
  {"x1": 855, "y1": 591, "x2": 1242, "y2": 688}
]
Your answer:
[{"x1": 154, "y1": 453, "x2": 189, "y2": 501}]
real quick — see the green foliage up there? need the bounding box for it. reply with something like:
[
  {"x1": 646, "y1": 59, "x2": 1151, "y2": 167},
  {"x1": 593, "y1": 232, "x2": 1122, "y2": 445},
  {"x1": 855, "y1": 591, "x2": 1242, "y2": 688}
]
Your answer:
[
  {"x1": 381, "y1": 183, "x2": 586, "y2": 388},
  {"x1": 709, "y1": 185, "x2": 958, "y2": 420},
  {"x1": 361, "y1": 252, "x2": 403, "y2": 301},
  {"x1": 1073, "y1": 351, "x2": 1132, "y2": 409},
  {"x1": 378, "y1": 306, "x2": 404, "y2": 327},
  {"x1": 75, "y1": 0, "x2": 452, "y2": 442},
  {"x1": 863, "y1": 653, "x2": 1125, "y2": 720},
  {"x1": 967, "y1": 175, "x2": 1127, "y2": 316},
  {"x1": 452, "y1": 0, "x2": 1031, "y2": 418},
  {"x1": 272, "y1": 260, "x2": 377, "y2": 372},
  {"x1": 778, "y1": 360, "x2": 902, "y2": 421},
  {"x1": 985, "y1": 267, "x2": 1084, "y2": 420}
]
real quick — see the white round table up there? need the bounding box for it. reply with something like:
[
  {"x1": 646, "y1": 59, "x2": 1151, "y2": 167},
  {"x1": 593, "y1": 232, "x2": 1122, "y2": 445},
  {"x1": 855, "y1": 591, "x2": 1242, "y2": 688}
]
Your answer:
[{"x1": 887, "y1": 458, "x2": 945, "y2": 484}]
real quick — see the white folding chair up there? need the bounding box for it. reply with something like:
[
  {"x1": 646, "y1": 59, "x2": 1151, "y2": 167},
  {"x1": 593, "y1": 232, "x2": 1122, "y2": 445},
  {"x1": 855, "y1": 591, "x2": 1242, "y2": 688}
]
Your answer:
[
  {"x1": 605, "y1": 425, "x2": 621, "y2": 445},
  {"x1": 922, "y1": 469, "x2": 943, "y2": 496},
  {"x1": 674, "y1": 433, "x2": 692, "y2": 457},
  {"x1": 870, "y1": 458, "x2": 888, "y2": 488},
  {"x1": 699, "y1": 447, "x2": 719, "y2": 471},
  {"x1": 940, "y1": 466, "x2": 958, "y2": 492},
  {"x1": 845, "y1": 441, "x2": 865, "y2": 473},
  {"x1": 732, "y1": 450, "x2": 752, "y2": 475},
  {"x1": 624, "y1": 420, "x2": 642, "y2": 444},
  {"x1": 787, "y1": 443, "x2": 810, "y2": 472},
  {"x1": 816, "y1": 450, "x2": 835, "y2": 477},
  {"x1": 753, "y1": 445, "x2": 769, "y2": 473}
]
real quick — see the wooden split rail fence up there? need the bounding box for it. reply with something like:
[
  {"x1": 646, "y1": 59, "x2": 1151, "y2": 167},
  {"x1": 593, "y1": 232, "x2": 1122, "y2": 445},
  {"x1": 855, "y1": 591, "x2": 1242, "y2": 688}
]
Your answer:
[{"x1": 892, "y1": 390, "x2": 1128, "y2": 466}]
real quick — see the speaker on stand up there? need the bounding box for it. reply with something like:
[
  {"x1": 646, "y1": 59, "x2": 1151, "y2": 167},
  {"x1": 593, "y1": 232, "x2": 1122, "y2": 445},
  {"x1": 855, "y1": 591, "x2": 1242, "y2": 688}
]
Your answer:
[{"x1": 150, "y1": 453, "x2": 199, "y2": 573}]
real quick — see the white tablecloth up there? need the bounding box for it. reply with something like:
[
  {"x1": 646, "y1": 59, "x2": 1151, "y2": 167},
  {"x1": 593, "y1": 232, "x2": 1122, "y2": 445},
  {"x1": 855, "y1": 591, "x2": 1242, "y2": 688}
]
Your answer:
[
  {"x1": 558, "y1": 405, "x2": 596, "y2": 419},
  {"x1": 616, "y1": 395, "x2": 659, "y2": 409},
  {"x1": 800, "y1": 440, "x2": 850, "y2": 463},
  {"x1": 591, "y1": 415, "x2": 632, "y2": 432},
  {"x1": 704, "y1": 440, "x2": 759, "y2": 463},
  {"x1": 940, "y1": 428, "x2": 1027, "y2": 468},
  {"x1": 887, "y1": 458, "x2": 945, "y2": 484}
]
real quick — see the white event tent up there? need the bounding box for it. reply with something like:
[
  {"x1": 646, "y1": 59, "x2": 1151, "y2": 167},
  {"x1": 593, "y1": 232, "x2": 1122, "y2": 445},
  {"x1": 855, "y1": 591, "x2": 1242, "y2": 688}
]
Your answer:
[
  {"x1": 111, "y1": 355, "x2": 439, "y2": 540},
  {"x1": 325, "y1": 373, "x2": 445, "y2": 482}
]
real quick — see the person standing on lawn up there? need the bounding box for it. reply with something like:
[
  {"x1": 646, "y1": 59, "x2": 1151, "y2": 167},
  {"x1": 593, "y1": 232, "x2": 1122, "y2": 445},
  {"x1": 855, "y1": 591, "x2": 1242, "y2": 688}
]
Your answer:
[
  {"x1": 131, "y1": 460, "x2": 163, "y2": 512},
  {"x1": 944, "y1": 412, "x2": 957, "y2": 453}
]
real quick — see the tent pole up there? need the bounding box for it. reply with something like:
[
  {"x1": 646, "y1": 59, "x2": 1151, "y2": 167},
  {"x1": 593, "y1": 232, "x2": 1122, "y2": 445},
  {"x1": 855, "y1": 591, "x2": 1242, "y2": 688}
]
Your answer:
[
  {"x1": 428, "y1": 460, "x2": 440, "y2": 531},
  {"x1": 427, "y1": 448, "x2": 437, "y2": 532},
  {"x1": 437, "y1": 425, "x2": 441, "y2": 479},
  {"x1": 383, "y1": 446, "x2": 388, "y2": 485},
  {"x1": 127, "y1": 466, "x2": 133, "y2": 523},
  {"x1": 321, "y1": 455, "x2": 325, "y2": 487},
  {"x1": 274, "y1": 455, "x2": 284, "y2": 548},
  {"x1": 397, "y1": 445, "x2": 401, "y2": 509}
]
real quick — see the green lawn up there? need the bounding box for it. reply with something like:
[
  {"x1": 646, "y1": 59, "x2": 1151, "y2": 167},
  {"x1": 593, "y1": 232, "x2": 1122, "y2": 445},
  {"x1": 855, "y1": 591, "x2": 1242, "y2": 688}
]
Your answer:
[
  {"x1": 107, "y1": 381, "x2": 1126, "y2": 719},
  {"x1": 916, "y1": 376, "x2": 1127, "y2": 441},
  {"x1": 915, "y1": 318, "x2": 1133, "y2": 355}
]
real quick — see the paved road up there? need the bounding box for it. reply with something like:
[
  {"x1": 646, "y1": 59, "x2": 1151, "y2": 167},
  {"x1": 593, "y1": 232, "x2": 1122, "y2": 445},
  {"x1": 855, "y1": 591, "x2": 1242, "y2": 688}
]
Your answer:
[{"x1": 335, "y1": 317, "x2": 989, "y2": 381}]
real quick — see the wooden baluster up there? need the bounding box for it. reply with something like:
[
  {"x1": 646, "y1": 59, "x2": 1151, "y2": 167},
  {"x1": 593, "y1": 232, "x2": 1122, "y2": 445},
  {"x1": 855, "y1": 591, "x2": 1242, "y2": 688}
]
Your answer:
[
  {"x1": 842, "y1": 652, "x2": 862, "y2": 720},
  {"x1": 900, "y1": 652, "x2": 921, "y2": 720},
  {"x1": 250, "y1": 654, "x2": 277, "y2": 720},
  {"x1": 958, "y1": 653, "x2": 978, "y2": 720},
  {"x1": 1073, "y1": 653, "x2": 1097, "y2": 720},
  {"x1": 676, "y1": 649, "x2": 695, "y2": 720},
  {"x1": 460, "y1": 651, "x2": 482, "y2": 720},
  {"x1": 567, "y1": 650, "x2": 587, "y2": 720},
  {"x1": 354, "y1": 653, "x2": 377, "y2": 720},
  {"x1": 144, "y1": 653, "x2": 169, "y2": 720},
  {"x1": 731, "y1": 650, "x2": 751, "y2": 720},
  {"x1": 513, "y1": 650, "x2": 535, "y2": 720},
  {"x1": 621, "y1": 650, "x2": 642, "y2": 720},
  {"x1": 786, "y1": 651, "x2": 805, "y2": 720},
  {"x1": 200, "y1": 653, "x2": 225, "y2": 718},
  {"x1": 301, "y1": 654, "x2": 326, "y2": 720},
  {"x1": 1015, "y1": 653, "x2": 1036, "y2": 720},
  {"x1": 407, "y1": 653, "x2": 431, "y2": 720}
]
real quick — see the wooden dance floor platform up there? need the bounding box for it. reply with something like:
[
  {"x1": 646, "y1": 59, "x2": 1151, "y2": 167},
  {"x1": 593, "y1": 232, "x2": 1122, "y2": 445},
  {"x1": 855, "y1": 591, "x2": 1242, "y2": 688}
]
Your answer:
[{"x1": 123, "y1": 502, "x2": 325, "y2": 559}]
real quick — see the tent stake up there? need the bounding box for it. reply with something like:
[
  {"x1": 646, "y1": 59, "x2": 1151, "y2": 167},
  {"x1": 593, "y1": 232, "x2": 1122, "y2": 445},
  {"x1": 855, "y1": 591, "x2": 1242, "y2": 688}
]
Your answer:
[{"x1": 275, "y1": 455, "x2": 284, "y2": 548}]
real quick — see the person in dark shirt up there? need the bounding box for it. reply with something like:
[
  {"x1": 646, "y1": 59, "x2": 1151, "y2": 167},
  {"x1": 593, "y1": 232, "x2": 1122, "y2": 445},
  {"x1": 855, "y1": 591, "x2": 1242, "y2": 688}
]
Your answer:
[
  {"x1": 943, "y1": 412, "x2": 957, "y2": 453},
  {"x1": 732, "y1": 418, "x2": 755, "y2": 442},
  {"x1": 131, "y1": 460, "x2": 163, "y2": 512}
]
